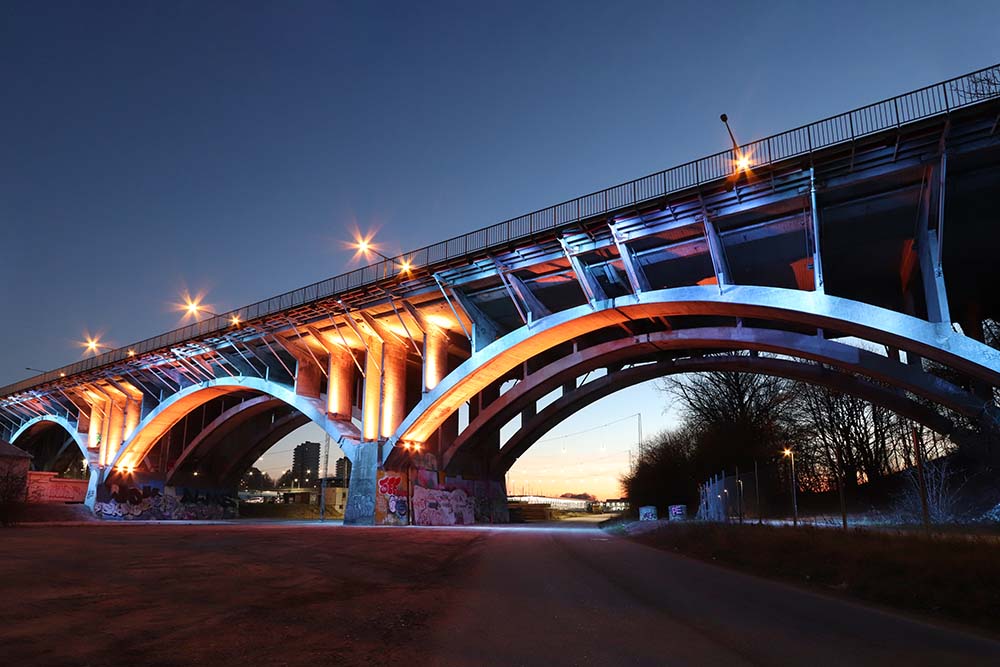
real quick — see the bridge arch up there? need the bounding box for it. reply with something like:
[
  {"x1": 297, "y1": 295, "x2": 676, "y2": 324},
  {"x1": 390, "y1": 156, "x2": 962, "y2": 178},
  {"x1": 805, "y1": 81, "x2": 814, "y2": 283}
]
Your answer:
[
  {"x1": 392, "y1": 285, "x2": 1000, "y2": 450},
  {"x1": 491, "y1": 354, "x2": 976, "y2": 474},
  {"x1": 11, "y1": 415, "x2": 91, "y2": 464},
  {"x1": 108, "y1": 375, "x2": 360, "y2": 477},
  {"x1": 403, "y1": 326, "x2": 993, "y2": 475}
]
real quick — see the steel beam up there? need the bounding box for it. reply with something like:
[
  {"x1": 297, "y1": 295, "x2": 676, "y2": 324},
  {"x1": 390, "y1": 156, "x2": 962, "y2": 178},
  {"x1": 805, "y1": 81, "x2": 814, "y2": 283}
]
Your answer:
[{"x1": 609, "y1": 223, "x2": 651, "y2": 294}]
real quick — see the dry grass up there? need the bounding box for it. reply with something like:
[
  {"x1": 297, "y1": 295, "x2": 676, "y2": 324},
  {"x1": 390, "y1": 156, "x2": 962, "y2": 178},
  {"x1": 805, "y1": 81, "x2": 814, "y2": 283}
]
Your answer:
[{"x1": 622, "y1": 522, "x2": 1000, "y2": 634}]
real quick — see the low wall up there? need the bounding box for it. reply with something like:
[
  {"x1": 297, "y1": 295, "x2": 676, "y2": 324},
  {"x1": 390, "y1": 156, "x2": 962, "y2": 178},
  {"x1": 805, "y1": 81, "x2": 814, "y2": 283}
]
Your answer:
[
  {"x1": 373, "y1": 469, "x2": 508, "y2": 526},
  {"x1": 93, "y1": 477, "x2": 237, "y2": 520},
  {"x1": 26, "y1": 472, "x2": 88, "y2": 503}
]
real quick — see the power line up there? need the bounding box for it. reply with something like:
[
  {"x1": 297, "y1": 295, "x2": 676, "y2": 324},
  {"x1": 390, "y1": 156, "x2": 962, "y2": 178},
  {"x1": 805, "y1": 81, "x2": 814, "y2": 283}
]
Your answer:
[{"x1": 534, "y1": 412, "x2": 642, "y2": 444}]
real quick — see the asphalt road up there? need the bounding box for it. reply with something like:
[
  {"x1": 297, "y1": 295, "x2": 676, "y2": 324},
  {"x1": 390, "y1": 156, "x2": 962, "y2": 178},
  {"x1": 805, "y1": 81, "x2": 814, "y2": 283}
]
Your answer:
[
  {"x1": 1, "y1": 521, "x2": 997, "y2": 666},
  {"x1": 427, "y1": 524, "x2": 1000, "y2": 667}
]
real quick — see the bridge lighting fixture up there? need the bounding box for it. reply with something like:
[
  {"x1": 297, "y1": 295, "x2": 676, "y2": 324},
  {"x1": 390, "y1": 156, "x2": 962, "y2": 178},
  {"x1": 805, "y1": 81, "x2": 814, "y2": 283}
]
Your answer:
[
  {"x1": 230, "y1": 315, "x2": 241, "y2": 326},
  {"x1": 720, "y1": 113, "x2": 752, "y2": 174},
  {"x1": 350, "y1": 232, "x2": 412, "y2": 274},
  {"x1": 81, "y1": 336, "x2": 105, "y2": 355},
  {"x1": 179, "y1": 292, "x2": 217, "y2": 320}
]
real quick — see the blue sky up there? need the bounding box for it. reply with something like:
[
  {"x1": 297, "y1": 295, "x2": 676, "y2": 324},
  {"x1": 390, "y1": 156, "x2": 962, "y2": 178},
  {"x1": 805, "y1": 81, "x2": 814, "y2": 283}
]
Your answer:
[{"x1": 3, "y1": 1, "x2": 998, "y2": 498}]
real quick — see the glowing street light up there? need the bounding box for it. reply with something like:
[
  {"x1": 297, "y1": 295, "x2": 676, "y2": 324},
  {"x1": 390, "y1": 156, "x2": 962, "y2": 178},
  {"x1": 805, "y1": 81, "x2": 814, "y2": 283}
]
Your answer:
[
  {"x1": 349, "y1": 232, "x2": 413, "y2": 275},
  {"x1": 80, "y1": 335, "x2": 107, "y2": 356},
  {"x1": 783, "y1": 447, "x2": 799, "y2": 526},
  {"x1": 183, "y1": 296, "x2": 216, "y2": 319},
  {"x1": 720, "y1": 113, "x2": 752, "y2": 174}
]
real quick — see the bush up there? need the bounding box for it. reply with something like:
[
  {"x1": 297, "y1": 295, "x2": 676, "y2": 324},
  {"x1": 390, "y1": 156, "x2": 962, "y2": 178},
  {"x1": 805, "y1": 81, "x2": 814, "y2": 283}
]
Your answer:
[
  {"x1": 893, "y1": 458, "x2": 964, "y2": 523},
  {"x1": 0, "y1": 468, "x2": 27, "y2": 527}
]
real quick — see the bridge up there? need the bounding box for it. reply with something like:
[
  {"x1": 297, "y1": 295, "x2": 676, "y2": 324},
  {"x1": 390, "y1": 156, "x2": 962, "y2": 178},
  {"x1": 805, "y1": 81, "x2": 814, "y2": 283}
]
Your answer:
[{"x1": 4, "y1": 65, "x2": 1000, "y2": 524}]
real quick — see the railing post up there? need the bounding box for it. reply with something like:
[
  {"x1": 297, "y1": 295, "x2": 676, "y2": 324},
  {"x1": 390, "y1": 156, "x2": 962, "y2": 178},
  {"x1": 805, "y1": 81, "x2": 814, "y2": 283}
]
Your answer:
[{"x1": 941, "y1": 82, "x2": 950, "y2": 112}]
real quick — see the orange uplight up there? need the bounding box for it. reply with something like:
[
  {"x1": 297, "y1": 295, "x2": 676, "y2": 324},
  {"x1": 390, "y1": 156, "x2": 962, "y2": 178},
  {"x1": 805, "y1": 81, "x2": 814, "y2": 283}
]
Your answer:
[
  {"x1": 399, "y1": 259, "x2": 412, "y2": 273},
  {"x1": 127, "y1": 349, "x2": 135, "y2": 357},
  {"x1": 230, "y1": 315, "x2": 241, "y2": 326}
]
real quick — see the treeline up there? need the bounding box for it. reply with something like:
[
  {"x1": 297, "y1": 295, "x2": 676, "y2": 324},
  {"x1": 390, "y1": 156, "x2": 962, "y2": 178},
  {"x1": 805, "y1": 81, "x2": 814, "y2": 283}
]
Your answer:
[{"x1": 622, "y1": 352, "x2": 997, "y2": 512}]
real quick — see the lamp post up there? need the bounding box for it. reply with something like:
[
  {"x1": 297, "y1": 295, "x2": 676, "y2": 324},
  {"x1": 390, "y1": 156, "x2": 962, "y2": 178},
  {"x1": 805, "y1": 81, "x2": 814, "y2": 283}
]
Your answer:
[
  {"x1": 783, "y1": 448, "x2": 798, "y2": 526},
  {"x1": 350, "y1": 236, "x2": 412, "y2": 276},
  {"x1": 720, "y1": 113, "x2": 751, "y2": 173}
]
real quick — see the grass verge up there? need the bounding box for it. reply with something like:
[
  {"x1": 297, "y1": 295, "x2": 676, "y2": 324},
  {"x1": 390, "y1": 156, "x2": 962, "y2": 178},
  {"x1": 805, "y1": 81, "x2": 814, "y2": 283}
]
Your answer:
[{"x1": 620, "y1": 521, "x2": 1000, "y2": 635}]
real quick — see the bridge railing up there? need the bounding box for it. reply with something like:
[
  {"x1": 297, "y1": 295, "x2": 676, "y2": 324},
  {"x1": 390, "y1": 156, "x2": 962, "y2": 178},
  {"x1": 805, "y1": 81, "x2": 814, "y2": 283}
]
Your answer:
[{"x1": 4, "y1": 64, "x2": 999, "y2": 399}]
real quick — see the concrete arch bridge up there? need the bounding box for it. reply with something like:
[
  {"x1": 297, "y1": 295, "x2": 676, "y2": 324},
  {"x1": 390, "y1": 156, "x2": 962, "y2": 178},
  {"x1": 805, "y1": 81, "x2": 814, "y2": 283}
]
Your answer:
[{"x1": 4, "y1": 65, "x2": 1000, "y2": 524}]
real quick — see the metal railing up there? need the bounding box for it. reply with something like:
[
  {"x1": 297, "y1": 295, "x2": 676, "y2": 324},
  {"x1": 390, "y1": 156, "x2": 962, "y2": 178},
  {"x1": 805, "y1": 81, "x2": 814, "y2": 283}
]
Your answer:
[{"x1": 4, "y1": 64, "x2": 999, "y2": 398}]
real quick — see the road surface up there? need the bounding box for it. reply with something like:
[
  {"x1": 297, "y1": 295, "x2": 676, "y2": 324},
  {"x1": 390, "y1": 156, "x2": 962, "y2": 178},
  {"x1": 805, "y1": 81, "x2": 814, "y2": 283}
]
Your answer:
[
  {"x1": 0, "y1": 521, "x2": 996, "y2": 666},
  {"x1": 428, "y1": 524, "x2": 1000, "y2": 666}
]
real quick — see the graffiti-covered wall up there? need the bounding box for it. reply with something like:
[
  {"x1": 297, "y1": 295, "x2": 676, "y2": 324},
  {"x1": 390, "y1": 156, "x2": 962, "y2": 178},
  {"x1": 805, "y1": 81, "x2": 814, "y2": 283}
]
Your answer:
[
  {"x1": 26, "y1": 472, "x2": 88, "y2": 503},
  {"x1": 375, "y1": 470, "x2": 409, "y2": 525},
  {"x1": 412, "y1": 470, "x2": 507, "y2": 526},
  {"x1": 93, "y1": 476, "x2": 237, "y2": 520}
]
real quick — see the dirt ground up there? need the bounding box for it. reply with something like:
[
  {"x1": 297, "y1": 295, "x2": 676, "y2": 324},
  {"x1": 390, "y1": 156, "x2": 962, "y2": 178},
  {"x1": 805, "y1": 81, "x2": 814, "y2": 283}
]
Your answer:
[{"x1": 0, "y1": 524, "x2": 483, "y2": 667}]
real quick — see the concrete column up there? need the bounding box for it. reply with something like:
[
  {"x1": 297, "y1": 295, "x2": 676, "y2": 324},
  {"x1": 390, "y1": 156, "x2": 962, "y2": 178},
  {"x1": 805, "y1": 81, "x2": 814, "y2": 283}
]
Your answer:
[
  {"x1": 294, "y1": 360, "x2": 322, "y2": 398},
  {"x1": 84, "y1": 466, "x2": 102, "y2": 510},
  {"x1": 327, "y1": 346, "x2": 354, "y2": 419},
  {"x1": 343, "y1": 442, "x2": 378, "y2": 525},
  {"x1": 361, "y1": 336, "x2": 384, "y2": 441},
  {"x1": 86, "y1": 394, "x2": 108, "y2": 464},
  {"x1": 423, "y1": 329, "x2": 448, "y2": 393},
  {"x1": 381, "y1": 342, "x2": 407, "y2": 438},
  {"x1": 105, "y1": 398, "x2": 125, "y2": 464}
]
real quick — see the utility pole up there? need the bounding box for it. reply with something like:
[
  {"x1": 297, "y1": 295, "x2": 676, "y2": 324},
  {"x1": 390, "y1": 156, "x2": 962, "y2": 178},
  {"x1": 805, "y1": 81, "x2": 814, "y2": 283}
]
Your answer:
[
  {"x1": 783, "y1": 448, "x2": 798, "y2": 526},
  {"x1": 754, "y1": 459, "x2": 761, "y2": 525}
]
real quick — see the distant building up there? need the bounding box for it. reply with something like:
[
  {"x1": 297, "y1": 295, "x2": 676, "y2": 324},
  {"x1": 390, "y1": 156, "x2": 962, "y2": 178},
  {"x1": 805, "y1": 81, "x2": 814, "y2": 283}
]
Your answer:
[
  {"x1": 332, "y1": 456, "x2": 352, "y2": 488},
  {"x1": 604, "y1": 498, "x2": 629, "y2": 513},
  {"x1": 291, "y1": 441, "x2": 320, "y2": 486}
]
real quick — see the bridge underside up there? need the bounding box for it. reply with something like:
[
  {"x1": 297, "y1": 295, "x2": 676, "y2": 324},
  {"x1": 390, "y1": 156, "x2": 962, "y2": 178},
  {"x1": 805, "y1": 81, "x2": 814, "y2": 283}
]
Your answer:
[{"x1": 3, "y1": 70, "x2": 1000, "y2": 524}]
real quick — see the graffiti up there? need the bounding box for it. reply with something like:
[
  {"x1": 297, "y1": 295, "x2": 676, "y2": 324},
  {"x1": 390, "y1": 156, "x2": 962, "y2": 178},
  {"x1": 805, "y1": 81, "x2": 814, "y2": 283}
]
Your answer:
[
  {"x1": 411, "y1": 470, "x2": 508, "y2": 526},
  {"x1": 413, "y1": 485, "x2": 474, "y2": 526},
  {"x1": 377, "y1": 475, "x2": 402, "y2": 496},
  {"x1": 94, "y1": 482, "x2": 237, "y2": 520},
  {"x1": 25, "y1": 472, "x2": 88, "y2": 503},
  {"x1": 375, "y1": 471, "x2": 408, "y2": 526}
]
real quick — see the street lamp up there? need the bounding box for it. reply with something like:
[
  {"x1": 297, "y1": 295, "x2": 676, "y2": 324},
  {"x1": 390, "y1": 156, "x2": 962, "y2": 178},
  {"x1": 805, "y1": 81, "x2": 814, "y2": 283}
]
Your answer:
[
  {"x1": 349, "y1": 233, "x2": 412, "y2": 275},
  {"x1": 79, "y1": 335, "x2": 108, "y2": 356},
  {"x1": 783, "y1": 448, "x2": 799, "y2": 526},
  {"x1": 180, "y1": 293, "x2": 241, "y2": 327},
  {"x1": 720, "y1": 113, "x2": 752, "y2": 173}
]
